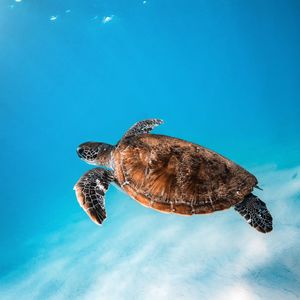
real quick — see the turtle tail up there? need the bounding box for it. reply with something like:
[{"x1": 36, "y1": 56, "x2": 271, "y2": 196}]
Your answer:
[{"x1": 234, "y1": 193, "x2": 273, "y2": 233}]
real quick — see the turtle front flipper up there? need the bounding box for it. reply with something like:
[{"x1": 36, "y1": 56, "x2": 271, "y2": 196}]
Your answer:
[
  {"x1": 74, "y1": 168, "x2": 114, "y2": 225},
  {"x1": 234, "y1": 194, "x2": 273, "y2": 233},
  {"x1": 120, "y1": 119, "x2": 164, "y2": 141}
]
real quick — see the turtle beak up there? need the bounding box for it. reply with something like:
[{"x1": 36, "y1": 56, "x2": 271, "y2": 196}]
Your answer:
[{"x1": 77, "y1": 147, "x2": 84, "y2": 158}]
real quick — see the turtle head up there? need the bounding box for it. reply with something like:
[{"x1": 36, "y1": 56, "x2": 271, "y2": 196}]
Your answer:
[{"x1": 77, "y1": 142, "x2": 114, "y2": 168}]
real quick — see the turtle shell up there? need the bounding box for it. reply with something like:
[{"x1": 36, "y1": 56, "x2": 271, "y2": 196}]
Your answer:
[{"x1": 113, "y1": 134, "x2": 257, "y2": 215}]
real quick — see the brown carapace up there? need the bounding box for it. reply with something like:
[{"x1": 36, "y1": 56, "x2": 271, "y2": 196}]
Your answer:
[{"x1": 74, "y1": 119, "x2": 273, "y2": 233}]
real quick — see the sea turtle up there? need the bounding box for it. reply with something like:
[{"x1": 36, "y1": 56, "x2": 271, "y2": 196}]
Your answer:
[{"x1": 74, "y1": 119, "x2": 273, "y2": 233}]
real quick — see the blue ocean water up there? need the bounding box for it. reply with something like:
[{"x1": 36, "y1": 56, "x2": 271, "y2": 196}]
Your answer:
[{"x1": 0, "y1": 1, "x2": 299, "y2": 299}]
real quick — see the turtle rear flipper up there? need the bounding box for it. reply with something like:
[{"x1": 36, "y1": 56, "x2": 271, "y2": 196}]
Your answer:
[
  {"x1": 74, "y1": 168, "x2": 114, "y2": 225},
  {"x1": 235, "y1": 194, "x2": 273, "y2": 233}
]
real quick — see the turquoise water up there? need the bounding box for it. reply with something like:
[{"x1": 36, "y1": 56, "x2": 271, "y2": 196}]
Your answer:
[{"x1": 1, "y1": 1, "x2": 300, "y2": 299}]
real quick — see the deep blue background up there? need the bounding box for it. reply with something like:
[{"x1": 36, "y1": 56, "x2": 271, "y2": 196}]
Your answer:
[{"x1": 0, "y1": 1, "x2": 299, "y2": 299}]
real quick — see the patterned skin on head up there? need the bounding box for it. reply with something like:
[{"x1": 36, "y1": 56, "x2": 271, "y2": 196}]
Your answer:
[{"x1": 77, "y1": 142, "x2": 115, "y2": 167}]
